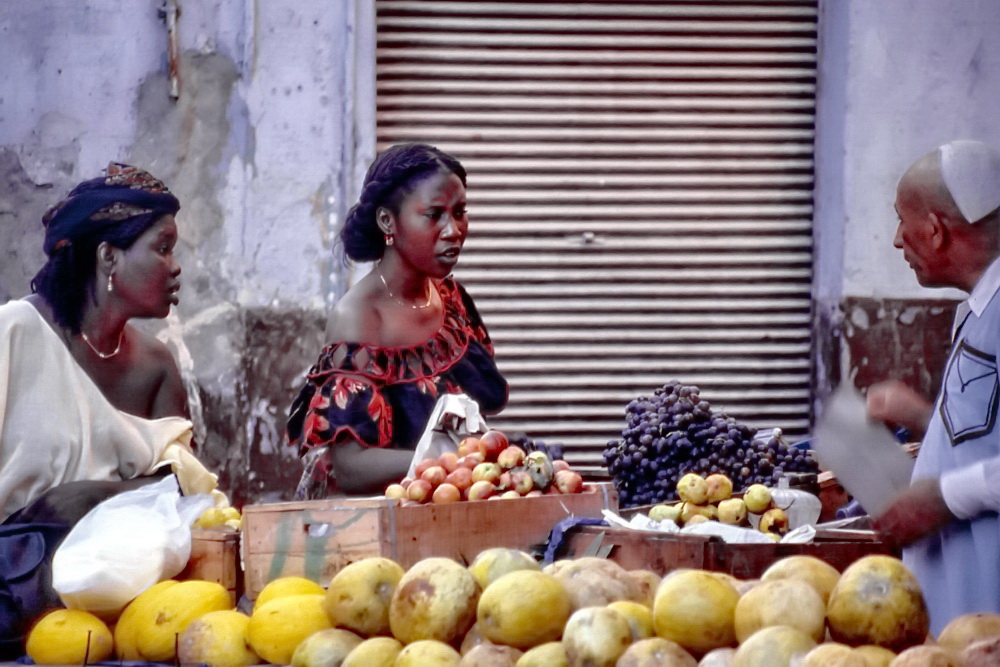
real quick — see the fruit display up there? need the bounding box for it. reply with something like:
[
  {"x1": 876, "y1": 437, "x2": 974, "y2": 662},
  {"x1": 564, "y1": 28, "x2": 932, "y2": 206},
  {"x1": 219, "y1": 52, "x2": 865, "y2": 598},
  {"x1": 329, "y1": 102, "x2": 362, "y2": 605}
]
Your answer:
[
  {"x1": 384, "y1": 428, "x2": 587, "y2": 504},
  {"x1": 603, "y1": 381, "x2": 820, "y2": 508},
  {"x1": 25, "y1": 551, "x2": 999, "y2": 666},
  {"x1": 646, "y1": 472, "x2": 793, "y2": 538},
  {"x1": 193, "y1": 505, "x2": 243, "y2": 530}
]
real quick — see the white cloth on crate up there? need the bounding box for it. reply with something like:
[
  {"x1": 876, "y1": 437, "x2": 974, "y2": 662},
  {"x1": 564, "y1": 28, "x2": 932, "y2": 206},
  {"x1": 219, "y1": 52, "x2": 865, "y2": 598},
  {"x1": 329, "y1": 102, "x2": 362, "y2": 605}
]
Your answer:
[
  {"x1": 0, "y1": 299, "x2": 219, "y2": 521},
  {"x1": 906, "y1": 256, "x2": 1000, "y2": 635}
]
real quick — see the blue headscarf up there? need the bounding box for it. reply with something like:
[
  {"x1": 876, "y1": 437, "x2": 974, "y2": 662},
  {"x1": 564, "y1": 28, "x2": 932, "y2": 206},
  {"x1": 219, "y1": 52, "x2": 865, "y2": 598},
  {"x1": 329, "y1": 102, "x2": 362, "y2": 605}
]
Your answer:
[{"x1": 42, "y1": 162, "x2": 180, "y2": 255}]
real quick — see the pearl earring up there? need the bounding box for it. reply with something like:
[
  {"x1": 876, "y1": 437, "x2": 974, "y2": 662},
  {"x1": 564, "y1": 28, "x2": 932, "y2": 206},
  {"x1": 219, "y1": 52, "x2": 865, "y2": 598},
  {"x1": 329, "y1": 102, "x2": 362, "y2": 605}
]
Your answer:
[{"x1": 107, "y1": 273, "x2": 114, "y2": 293}]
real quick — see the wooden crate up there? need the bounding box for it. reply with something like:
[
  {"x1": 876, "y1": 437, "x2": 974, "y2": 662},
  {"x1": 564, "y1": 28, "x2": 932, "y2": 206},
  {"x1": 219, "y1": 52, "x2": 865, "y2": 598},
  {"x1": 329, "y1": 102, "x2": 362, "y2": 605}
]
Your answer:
[
  {"x1": 242, "y1": 483, "x2": 617, "y2": 600},
  {"x1": 560, "y1": 525, "x2": 893, "y2": 578},
  {"x1": 178, "y1": 528, "x2": 243, "y2": 605}
]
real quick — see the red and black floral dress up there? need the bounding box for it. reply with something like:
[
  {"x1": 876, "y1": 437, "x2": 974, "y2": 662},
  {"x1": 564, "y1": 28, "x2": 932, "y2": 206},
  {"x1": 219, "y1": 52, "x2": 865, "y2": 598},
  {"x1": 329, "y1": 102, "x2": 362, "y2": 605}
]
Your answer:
[{"x1": 287, "y1": 277, "x2": 508, "y2": 498}]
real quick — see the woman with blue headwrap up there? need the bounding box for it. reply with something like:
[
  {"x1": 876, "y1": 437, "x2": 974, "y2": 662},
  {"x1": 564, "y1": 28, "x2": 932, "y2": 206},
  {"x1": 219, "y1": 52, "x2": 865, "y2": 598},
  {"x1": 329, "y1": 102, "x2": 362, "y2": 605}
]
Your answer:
[
  {"x1": 0, "y1": 163, "x2": 228, "y2": 656},
  {"x1": 0, "y1": 163, "x2": 211, "y2": 525}
]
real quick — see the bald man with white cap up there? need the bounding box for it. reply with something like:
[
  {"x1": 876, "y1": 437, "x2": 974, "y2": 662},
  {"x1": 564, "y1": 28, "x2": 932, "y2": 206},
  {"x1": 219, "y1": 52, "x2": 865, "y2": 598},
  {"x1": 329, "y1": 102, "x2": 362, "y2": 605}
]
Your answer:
[{"x1": 866, "y1": 139, "x2": 1000, "y2": 634}]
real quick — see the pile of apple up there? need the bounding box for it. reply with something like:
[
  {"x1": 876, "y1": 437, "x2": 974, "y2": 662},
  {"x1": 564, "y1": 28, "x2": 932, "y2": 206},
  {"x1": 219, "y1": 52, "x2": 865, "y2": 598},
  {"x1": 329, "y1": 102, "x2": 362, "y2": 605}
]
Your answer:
[
  {"x1": 384, "y1": 430, "x2": 586, "y2": 505},
  {"x1": 648, "y1": 472, "x2": 790, "y2": 539}
]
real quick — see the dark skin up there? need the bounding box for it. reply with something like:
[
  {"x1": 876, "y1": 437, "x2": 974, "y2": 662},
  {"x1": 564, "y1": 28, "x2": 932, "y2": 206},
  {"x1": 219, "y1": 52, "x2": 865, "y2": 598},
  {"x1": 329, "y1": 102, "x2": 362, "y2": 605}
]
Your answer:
[
  {"x1": 8, "y1": 215, "x2": 188, "y2": 525},
  {"x1": 324, "y1": 169, "x2": 469, "y2": 494}
]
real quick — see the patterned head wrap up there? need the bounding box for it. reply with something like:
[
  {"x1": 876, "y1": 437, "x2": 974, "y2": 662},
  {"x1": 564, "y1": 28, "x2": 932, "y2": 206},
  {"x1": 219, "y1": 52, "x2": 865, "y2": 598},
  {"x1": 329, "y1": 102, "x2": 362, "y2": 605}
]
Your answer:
[{"x1": 42, "y1": 162, "x2": 180, "y2": 255}]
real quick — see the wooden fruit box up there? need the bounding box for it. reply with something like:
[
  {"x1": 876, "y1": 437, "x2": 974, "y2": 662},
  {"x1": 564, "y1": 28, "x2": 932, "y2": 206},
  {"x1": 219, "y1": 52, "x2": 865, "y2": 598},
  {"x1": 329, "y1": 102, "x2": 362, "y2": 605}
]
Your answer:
[
  {"x1": 241, "y1": 483, "x2": 617, "y2": 600},
  {"x1": 559, "y1": 525, "x2": 893, "y2": 579},
  {"x1": 177, "y1": 528, "x2": 243, "y2": 605}
]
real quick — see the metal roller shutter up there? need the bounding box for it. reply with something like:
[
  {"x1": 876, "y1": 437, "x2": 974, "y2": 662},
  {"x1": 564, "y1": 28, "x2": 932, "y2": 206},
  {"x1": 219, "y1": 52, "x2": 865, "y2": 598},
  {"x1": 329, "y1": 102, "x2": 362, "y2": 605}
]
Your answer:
[{"x1": 375, "y1": 0, "x2": 817, "y2": 476}]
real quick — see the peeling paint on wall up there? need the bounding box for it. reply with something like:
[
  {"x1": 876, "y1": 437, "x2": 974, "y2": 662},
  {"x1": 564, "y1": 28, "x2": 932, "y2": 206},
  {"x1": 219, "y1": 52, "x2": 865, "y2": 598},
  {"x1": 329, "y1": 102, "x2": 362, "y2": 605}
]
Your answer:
[{"x1": 814, "y1": 296, "x2": 959, "y2": 416}]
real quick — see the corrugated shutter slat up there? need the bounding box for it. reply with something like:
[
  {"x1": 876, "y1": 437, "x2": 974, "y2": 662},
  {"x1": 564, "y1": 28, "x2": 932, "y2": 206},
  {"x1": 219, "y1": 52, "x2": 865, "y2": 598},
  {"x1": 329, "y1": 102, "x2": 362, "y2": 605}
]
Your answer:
[{"x1": 376, "y1": 0, "x2": 817, "y2": 476}]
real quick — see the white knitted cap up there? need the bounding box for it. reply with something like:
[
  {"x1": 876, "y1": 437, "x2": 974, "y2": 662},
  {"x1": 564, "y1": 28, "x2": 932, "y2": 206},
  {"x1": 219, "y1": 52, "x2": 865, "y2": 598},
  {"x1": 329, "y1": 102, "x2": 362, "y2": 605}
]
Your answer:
[{"x1": 939, "y1": 139, "x2": 1000, "y2": 223}]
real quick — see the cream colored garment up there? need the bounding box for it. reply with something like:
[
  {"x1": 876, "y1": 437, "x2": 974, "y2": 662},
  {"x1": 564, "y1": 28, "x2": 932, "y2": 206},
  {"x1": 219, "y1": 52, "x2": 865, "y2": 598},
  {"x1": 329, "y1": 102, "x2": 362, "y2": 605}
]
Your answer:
[{"x1": 0, "y1": 300, "x2": 222, "y2": 520}]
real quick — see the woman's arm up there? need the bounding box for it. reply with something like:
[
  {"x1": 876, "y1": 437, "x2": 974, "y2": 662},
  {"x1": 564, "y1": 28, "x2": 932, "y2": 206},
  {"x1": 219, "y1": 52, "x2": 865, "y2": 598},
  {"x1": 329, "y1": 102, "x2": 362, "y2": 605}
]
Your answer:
[
  {"x1": 7, "y1": 471, "x2": 171, "y2": 525},
  {"x1": 151, "y1": 360, "x2": 189, "y2": 419},
  {"x1": 329, "y1": 439, "x2": 415, "y2": 495}
]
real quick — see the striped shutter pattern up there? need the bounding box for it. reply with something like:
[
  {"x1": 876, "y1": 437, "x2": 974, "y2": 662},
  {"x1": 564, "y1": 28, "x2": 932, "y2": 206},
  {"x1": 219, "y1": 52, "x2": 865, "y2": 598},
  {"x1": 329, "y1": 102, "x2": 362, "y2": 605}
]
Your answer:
[{"x1": 375, "y1": 0, "x2": 817, "y2": 475}]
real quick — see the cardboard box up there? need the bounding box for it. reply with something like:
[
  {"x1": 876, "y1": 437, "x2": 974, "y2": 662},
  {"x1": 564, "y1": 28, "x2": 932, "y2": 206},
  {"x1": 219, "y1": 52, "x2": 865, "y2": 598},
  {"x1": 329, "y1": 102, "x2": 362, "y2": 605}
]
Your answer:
[
  {"x1": 242, "y1": 483, "x2": 617, "y2": 600},
  {"x1": 559, "y1": 525, "x2": 892, "y2": 578},
  {"x1": 178, "y1": 528, "x2": 243, "y2": 605}
]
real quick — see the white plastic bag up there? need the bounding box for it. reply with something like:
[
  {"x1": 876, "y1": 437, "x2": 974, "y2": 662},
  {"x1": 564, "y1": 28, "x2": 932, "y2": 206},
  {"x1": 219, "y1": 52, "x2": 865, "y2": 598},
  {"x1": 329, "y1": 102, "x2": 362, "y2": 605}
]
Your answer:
[
  {"x1": 406, "y1": 393, "x2": 488, "y2": 478},
  {"x1": 51, "y1": 475, "x2": 213, "y2": 616}
]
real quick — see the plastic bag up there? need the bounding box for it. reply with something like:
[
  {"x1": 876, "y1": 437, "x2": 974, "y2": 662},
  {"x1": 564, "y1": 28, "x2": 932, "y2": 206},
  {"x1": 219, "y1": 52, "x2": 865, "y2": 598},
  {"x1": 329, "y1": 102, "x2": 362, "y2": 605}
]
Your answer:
[
  {"x1": 51, "y1": 475, "x2": 213, "y2": 616},
  {"x1": 406, "y1": 394, "x2": 488, "y2": 478}
]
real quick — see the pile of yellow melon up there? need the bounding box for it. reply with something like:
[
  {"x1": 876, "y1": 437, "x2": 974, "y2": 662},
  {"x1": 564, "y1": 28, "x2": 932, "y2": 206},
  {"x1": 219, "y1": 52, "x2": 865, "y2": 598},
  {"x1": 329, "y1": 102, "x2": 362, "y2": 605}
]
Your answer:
[{"x1": 25, "y1": 550, "x2": 1000, "y2": 666}]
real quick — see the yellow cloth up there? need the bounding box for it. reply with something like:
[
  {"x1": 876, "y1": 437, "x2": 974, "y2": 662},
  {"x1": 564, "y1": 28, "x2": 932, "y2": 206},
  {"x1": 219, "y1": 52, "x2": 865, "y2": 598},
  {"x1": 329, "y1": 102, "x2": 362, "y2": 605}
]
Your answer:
[{"x1": 0, "y1": 300, "x2": 225, "y2": 519}]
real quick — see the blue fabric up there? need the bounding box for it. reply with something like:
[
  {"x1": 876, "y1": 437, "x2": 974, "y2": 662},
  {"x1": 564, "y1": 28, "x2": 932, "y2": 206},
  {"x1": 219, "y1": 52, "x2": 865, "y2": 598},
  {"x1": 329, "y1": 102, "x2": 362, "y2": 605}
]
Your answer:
[
  {"x1": 543, "y1": 516, "x2": 608, "y2": 564},
  {"x1": 42, "y1": 165, "x2": 180, "y2": 255},
  {"x1": 906, "y1": 287, "x2": 1000, "y2": 635},
  {"x1": 0, "y1": 521, "x2": 71, "y2": 659}
]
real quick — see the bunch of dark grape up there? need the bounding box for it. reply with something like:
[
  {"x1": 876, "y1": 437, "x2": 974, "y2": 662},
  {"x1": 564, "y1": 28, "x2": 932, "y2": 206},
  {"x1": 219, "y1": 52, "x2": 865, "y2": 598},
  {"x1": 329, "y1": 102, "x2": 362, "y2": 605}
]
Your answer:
[{"x1": 602, "y1": 380, "x2": 819, "y2": 508}]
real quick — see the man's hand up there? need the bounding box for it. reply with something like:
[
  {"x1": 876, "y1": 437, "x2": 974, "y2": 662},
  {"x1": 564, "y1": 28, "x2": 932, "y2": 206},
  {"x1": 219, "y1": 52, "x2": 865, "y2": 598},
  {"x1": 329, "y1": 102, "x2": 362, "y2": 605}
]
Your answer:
[
  {"x1": 866, "y1": 380, "x2": 933, "y2": 437},
  {"x1": 872, "y1": 478, "x2": 954, "y2": 549}
]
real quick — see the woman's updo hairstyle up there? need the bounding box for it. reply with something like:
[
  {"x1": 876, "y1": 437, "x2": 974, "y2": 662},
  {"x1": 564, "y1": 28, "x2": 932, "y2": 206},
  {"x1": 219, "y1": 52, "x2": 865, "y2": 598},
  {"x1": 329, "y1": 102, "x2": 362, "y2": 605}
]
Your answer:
[{"x1": 341, "y1": 143, "x2": 466, "y2": 262}]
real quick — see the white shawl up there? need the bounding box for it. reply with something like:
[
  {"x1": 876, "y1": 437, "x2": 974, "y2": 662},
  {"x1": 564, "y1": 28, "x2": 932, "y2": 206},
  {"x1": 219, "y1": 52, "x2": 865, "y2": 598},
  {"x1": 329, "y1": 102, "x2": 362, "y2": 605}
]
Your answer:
[{"x1": 0, "y1": 300, "x2": 219, "y2": 520}]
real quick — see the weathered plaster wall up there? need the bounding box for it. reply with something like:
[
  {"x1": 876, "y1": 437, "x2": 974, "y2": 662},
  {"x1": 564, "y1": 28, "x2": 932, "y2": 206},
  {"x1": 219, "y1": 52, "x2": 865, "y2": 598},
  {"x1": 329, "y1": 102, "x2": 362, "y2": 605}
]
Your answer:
[
  {"x1": 0, "y1": 1, "x2": 376, "y2": 504},
  {"x1": 813, "y1": 0, "x2": 1000, "y2": 406}
]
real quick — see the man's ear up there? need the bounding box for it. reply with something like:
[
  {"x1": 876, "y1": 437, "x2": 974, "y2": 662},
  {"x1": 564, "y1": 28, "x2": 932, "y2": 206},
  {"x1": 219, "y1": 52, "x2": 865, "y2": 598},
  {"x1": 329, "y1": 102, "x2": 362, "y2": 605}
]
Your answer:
[
  {"x1": 927, "y1": 212, "x2": 950, "y2": 251},
  {"x1": 376, "y1": 208, "x2": 394, "y2": 236}
]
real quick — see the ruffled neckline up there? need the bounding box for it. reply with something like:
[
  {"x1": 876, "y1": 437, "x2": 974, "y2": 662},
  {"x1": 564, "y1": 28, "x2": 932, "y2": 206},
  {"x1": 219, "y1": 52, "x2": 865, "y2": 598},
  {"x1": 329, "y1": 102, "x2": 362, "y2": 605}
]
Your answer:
[{"x1": 306, "y1": 277, "x2": 487, "y2": 386}]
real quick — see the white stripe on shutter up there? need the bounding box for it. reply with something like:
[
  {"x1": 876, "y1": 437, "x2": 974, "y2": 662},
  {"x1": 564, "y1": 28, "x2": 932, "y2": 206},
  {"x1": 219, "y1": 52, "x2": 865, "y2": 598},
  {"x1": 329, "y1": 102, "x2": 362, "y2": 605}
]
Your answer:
[{"x1": 375, "y1": 0, "x2": 817, "y2": 476}]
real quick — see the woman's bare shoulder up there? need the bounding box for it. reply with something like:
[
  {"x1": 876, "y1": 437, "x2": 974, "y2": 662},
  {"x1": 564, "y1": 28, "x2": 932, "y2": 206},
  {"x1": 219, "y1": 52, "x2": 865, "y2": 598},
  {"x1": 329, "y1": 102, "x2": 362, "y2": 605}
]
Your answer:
[
  {"x1": 325, "y1": 278, "x2": 383, "y2": 343},
  {"x1": 127, "y1": 326, "x2": 188, "y2": 418}
]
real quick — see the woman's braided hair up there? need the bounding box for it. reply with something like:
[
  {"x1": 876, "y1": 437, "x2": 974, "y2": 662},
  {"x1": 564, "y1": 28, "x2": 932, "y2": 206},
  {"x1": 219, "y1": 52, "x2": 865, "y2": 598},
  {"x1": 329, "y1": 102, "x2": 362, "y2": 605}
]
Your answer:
[{"x1": 341, "y1": 143, "x2": 467, "y2": 262}]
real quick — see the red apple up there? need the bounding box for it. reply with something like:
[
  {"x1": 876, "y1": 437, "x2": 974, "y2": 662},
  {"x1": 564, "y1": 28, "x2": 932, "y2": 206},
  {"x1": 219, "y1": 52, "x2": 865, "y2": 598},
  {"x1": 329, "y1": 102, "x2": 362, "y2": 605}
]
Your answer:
[
  {"x1": 459, "y1": 451, "x2": 485, "y2": 469},
  {"x1": 432, "y1": 483, "x2": 461, "y2": 504},
  {"x1": 500, "y1": 490, "x2": 520, "y2": 499},
  {"x1": 437, "y1": 451, "x2": 460, "y2": 473},
  {"x1": 510, "y1": 470, "x2": 534, "y2": 496},
  {"x1": 406, "y1": 479, "x2": 433, "y2": 504},
  {"x1": 421, "y1": 465, "x2": 447, "y2": 488},
  {"x1": 385, "y1": 483, "x2": 407, "y2": 499},
  {"x1": 414, "y1": 458, "x2": 437, "y2": 478},
  {"x1": 467, "y1": 480, "x2": 494, "y2": 501},
  {"x1": 480, "y1": 430, "x2": 509, "y2": 461},
  {"x1": 458, "y1": 437, "x2": 485, "y2": 458},
  {"x1": 554, "y1": 470, "x2": 584, "y2": 494},
  {"x1": 472, "y1": 462, "x2": 502, "y2": 485},
  {"x1": 552, "y1": 459, "x2": 572, "y2": 474},
  {"x1": 497, "y1": 471, "x2": 512, "y2": 491},
  {"x1": 445, "y1": 466, "x2": 473, "y2": 491},
  {"x1": 497, "y1": 445, "x2": 526, "y2": 470}
]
